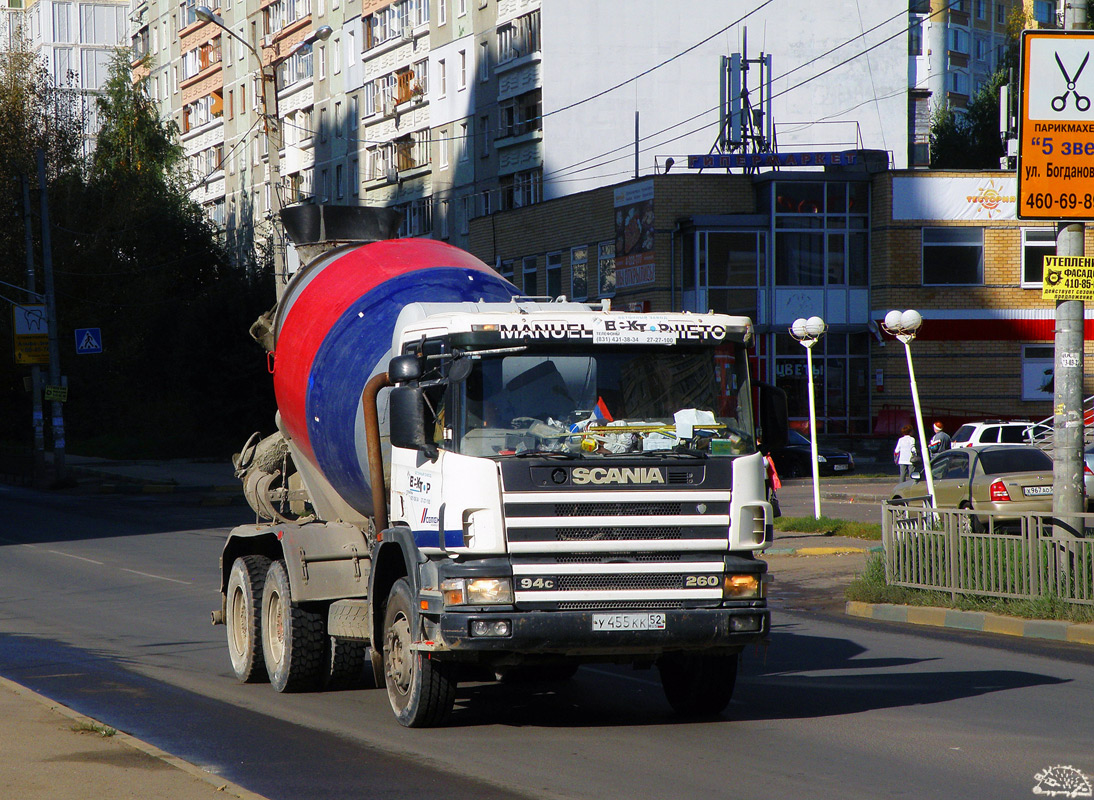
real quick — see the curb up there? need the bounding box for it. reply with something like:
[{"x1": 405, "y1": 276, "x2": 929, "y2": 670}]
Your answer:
[
  {"x1": 845, "y1": 601, "x2": 1094, "y2": 646},
  {"x1": 0, "y1": 675, "x2": 269, "y2": 800},
  {"x1": 764, "y1": 545, "x2": 883, "y2": 556}
]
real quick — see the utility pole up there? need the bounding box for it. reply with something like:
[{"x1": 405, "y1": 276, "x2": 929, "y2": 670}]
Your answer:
[
  {"x1": 37, "y1": 149, "x2": 65, "y2": 486},
  {"x1": 22, "y1": 175, "x2": 45, "y2": 485},
  {"x1": 1054, "y1": 0, "x2": 1088, "y2": 536}
]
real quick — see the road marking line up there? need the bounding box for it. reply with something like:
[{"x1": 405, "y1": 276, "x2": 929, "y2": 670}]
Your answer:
[
  {"x1": 46, "y1": 550, "x2": 104, "y2": 565},
  {"x1": 121, "y1": 568, "x2": 190, "y2": 585}
]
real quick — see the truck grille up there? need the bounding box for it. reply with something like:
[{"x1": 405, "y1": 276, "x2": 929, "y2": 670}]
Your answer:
[
  {"x1": 503, "y1": 488, "x2": 732, "y2": 611},
  {"x1": 554, "y1": 502, "x2": 681, "y2": 516},
  {"x1": 558, "y1": 527, "x2": 681, "y2": 542}
]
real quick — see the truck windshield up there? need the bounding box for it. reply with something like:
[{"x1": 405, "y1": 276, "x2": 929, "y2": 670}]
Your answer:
[{"x1": 455, "y1": 343, "x2": 755, "y2": 458}]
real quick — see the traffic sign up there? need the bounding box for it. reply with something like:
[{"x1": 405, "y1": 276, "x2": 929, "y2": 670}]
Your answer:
[
  {"x1": 1018, "y1": 30, "x2": 1094, "y2": 220},
  {"x1": 44, "y1": 385, "x2": 68, "y2": 403},
  {"x1": 12, "y1": 304, "x2": 49, "y2": 365},
  {"x1": 1042, "y1": 255, "x2": 1094, "y2": 300},
  {"x1": 74, "y1": 327, "x2": 103, "y2": 355}
]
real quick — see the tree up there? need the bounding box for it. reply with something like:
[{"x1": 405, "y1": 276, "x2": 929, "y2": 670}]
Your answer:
[
  {"x1": 89, "y1": 51, "x2": 186, "y2": 192},
  {"x1": 929, "y1": 70, "x2": 1007, "y2": 169},
  {"x1": 1, "y1": 48, "x2": 274, "y2": 459}
]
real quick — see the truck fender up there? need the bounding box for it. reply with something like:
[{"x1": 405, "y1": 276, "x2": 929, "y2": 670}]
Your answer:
[
  {"x1": 367, "y1": 527, "x2": 422, "y2": 654},
  {"x1": 219, "y1": 524, "x2": 286, "y2": 595}
]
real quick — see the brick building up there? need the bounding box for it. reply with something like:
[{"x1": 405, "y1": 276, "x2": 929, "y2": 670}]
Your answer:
[{"x1": 468, "y1": 162, "x2": 1088, "y2": 438}]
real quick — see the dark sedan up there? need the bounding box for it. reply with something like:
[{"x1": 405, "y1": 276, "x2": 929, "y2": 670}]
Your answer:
[{"x1": 769, "y1": 430, "x2": 855, "y2": 478}]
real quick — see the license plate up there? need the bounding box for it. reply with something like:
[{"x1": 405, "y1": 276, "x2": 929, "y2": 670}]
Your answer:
[
  {"x1": 1023, "y1": 485, "x2": 1052, "y2": 496},
  {"x1": 592, "y1": 613, "x2": 667, "y2": 632},
  {"x1": 833, "y1": 464, "x2": 849, "y2": 471}
]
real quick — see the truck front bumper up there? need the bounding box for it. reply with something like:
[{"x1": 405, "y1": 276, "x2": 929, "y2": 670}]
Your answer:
[{"x1": 432, "y1": 605, "x2": 768, "y2": 658}]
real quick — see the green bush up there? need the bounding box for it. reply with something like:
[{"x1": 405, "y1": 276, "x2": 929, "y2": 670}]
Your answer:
[{"x1": 774, "y1": 515, "x2": 881, "y2": 540}]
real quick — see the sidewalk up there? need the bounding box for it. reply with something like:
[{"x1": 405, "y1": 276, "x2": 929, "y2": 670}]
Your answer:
[{"x1": 0, "y1": 676, "x2": 265, "y2": 800}]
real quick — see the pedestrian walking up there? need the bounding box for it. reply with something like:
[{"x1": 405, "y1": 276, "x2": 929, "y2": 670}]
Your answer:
[
  {"x1": 764, "y1": 452, "x2": 782, "y2": 518},
  {"x1": 928, "y1": 421, "x2": 951, "y2": 457},
  {"x1": 894, "y1": 424, "x2": 917, "y2": 482}
]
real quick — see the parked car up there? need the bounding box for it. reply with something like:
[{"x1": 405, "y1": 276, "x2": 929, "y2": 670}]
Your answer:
[
  {"x1": 950, "y1": 420, "x2": 1051, "y2": 448},
  {"x1": 768, "y1": 430, "x2": 854, "y2": 478},
  {"x1": 890, "y1": 444, "x2": 1054, "y2": 531}
]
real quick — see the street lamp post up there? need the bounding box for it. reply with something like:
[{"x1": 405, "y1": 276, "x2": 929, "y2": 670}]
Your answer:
[
  {"x1": 195, "y1": 7, "x2": 330, "y2": 298},
  {"x1": 882, "y1": 309, "x2": 936, "y2": 507},
  {"x1": 790, "y1": 316, "x2": 826, "y2": 520}
]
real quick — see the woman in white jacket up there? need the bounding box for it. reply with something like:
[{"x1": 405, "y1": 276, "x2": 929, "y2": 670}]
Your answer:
[{"x1": 894, "y1": 424, "x2": 917, "y2": 482}]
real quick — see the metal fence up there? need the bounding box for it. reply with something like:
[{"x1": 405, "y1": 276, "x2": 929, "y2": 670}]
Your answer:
[{"x1": 882, "y1": 502, "x2": 1094, "y2": 606}]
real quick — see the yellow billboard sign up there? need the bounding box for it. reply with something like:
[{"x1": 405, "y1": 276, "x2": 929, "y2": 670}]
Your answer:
[
  {"x1": 12, "y1": 304, "x2": 49, "y2": 365},
  {"x1": 1042, "y1": 255, "x2": 1094, "y2": 300}
]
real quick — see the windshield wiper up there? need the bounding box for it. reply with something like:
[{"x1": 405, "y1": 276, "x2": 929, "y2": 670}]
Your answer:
[
  {"x1": 509, "y1": 450, "x2": 585, "y2": 459},
  {"x1": 634, "y1": 447, "x2": 709, "y2": 459}
]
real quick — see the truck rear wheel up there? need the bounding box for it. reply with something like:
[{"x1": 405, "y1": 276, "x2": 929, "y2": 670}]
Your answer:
[
  {"x1": 382, "y1": 578, "x2": 456, "y2": 727},
  {"x1": 326, "y1": 637, "x2": 369, "y2": 689},
  {"x1": 261, "y1": 560, "x2": 325, "y2": 692},
  {"x1": 659, "y1": 653, "x2": 738, "y2": 717},
  {"x1": 226, "y1": 555, "x2": 270, "y2": 683}
]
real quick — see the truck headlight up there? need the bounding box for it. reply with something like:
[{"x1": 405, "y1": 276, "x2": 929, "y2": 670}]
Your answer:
[
  {"x1": 723, "y1": 574, "x2": 762, "y2": 600},
  {"x1": 441, "y1": 577, "x2": 514, "y2": 606}
]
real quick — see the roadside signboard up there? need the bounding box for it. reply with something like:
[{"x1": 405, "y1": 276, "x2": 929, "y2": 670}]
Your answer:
[
  {"x1": 12, "y1": 304, "x2": 49, "y2": 365},
  {"x1": 44, "y1": 385, "x2": 68, "y2": 403},
  {"x1": 1042, "y1": 255, "x2": 1094, "y2": 300},
  {"x1": 75, "y1": 327, "x2": 103, "y2": 355},
  {"x1": 1018, "y1": 30, "x2": 1094, "y2": 220}
]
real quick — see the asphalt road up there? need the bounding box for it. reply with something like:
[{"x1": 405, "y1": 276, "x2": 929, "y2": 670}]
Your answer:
[{"x1": 1, "y1": 484, "x2": 1091, "y2": 799}]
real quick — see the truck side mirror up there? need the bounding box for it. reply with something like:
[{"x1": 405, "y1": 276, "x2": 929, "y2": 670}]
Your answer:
[
  {"x1": 389, "y1": 386, "x2": 436, "y2": 459},
  {"x1": 756, "y1": 382, "x2": 788, "y2": 453},
  {"x1": 388, "y1": 354, "x2": 422, "y2": 384}
]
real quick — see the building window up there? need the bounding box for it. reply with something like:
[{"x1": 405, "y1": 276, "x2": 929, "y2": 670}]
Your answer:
[
  {"x1": 479, "y1": 114, "x2": 490, "y2": 157},
  {"x1": 571, "y1": 246, "x2": 588, "y2": 300},
  {"x1": 498, "y1": 259, "x2": 513, "y2": 282},
  {"x1": 923, "y1": 227, "x2": 983, "y2": 285},
  {"x1": 1034, "y1": 0, "x2": 1056, "y2": 25},
  {"x1": 459, "y1": 122, "x2": 469, "y2": 161},
  {"x1": 439, "y1": 0, "x2": 446, "y2": 25},
  {"x1": 598, "y1": 241, "x2": 615, "y2": 297},
  {"x1": 995, "y1": 2, "x2": 1005, "y2": 24},
  {"x1": 437, "y1": 59, "x2": 446, "y2": 97},
  {"x1": 439, "y1": 199, "x2": 449, "y2": 239},
  {"x1": 976, "y1": 0, "x2": 986, "y2": 19},
  {"x1": 350, "y1": 158, "x2": 359, "y2": 196},
  {"x1": 498, "y1": 89, "x2": 542, "y2": 138},
  {"x1": 335, "y1": 163, "x2": 344, "y2": 198},
  {"x1": 1022, "y1": 228, "x2": 1056, "y2": 286},
  {"x1": 457, "y1": 0, "x2": 466, "y2": 16},
  {"x1": 522, "y1": 256, "x2": 537, "y2": 295},
  {"x1": 951, "y1": 70, "x2": 969, "y2": 95},
  {"x1": 546, "y1": 252, "x2": 562, "y2": 298},
  {"x1": 479, "y1": 41, "x2": 489, "y2": 82},
  {"x1": 458, "y1": 49, "x2": 466, "y2": 90},
  {"x1": 909, "y1": 15, "x2": 923, "y2": 56},
  {"x1": 498, "y1": 10, "x2": 540, "y2": 63},
  {"x1": 439, "y1": 127, "x2": 449, "y2": 167},
  {"x1": 949, "y1": 28, "x2": 969, "y2": 55},
  {"x1": 1022, "y1": 345, "x2": 1055, "y2": 402}
]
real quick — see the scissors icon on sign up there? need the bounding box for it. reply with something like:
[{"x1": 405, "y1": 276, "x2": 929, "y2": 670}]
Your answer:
[{"x1": 1053, "y1": 51, "x2": 1091, "y2": 112}]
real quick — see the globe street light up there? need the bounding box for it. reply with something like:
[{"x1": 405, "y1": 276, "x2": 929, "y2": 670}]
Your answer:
[
  {"x1": 195, "y1": 7, "x2": 331, "y2": 297},
  {"x1": 789, "y1": 315, "x2": 826, "y2": 520},
  {"x1": 882, "y1": 309, "x2": 936, "y2": 507}
]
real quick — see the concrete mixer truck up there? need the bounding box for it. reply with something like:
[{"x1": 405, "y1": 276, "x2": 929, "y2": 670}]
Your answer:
[{"x1": 213, "y1": 206, "x2": 786, "y2": 727}]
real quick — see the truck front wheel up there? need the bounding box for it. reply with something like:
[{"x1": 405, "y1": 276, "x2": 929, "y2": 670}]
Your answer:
[
  {"x1": 382, "y1": 578, "x2": 456, "y2": 727},
  {"x1": 261, "y1": 560, "x2": 325, "y2": 692},
  {"x1": 659, "y1": 653, "x2": 738, "y2": 717},
  {"x1": 226, "y1": 555, "x2": 271, "y2": 683}
]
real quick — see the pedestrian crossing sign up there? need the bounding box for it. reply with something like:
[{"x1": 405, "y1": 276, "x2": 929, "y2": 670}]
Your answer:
[{"x1": 75, "y1": 327, "x2": 103, "y2": 355}]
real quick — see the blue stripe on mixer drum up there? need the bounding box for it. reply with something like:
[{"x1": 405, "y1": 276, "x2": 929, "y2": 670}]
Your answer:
[{"x1": 305, "y1": 267, "x2": 519, "y2": 514}]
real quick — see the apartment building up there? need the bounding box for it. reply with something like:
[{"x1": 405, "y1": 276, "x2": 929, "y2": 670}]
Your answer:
[{"x1": 4, "y1": 0, "x2": 130, "y2": 145}]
